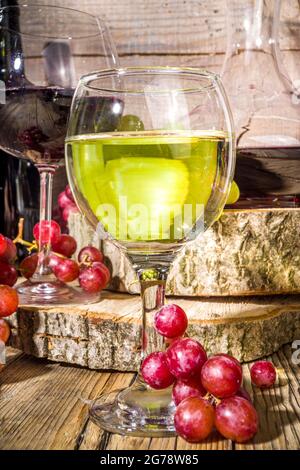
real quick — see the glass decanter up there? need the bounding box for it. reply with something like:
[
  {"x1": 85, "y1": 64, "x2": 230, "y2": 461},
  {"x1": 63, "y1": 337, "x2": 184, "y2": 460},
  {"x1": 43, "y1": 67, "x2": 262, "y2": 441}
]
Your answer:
[{"x1": 222, "y1": 0, "x2": 300, "y2": 207}]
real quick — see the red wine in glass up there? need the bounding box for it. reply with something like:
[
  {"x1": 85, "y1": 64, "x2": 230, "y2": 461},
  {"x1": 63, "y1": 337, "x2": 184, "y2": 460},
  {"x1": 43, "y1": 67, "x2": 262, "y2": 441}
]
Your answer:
[{"x1": 0, "y1": 87, "x2": 122, "y2": 166}]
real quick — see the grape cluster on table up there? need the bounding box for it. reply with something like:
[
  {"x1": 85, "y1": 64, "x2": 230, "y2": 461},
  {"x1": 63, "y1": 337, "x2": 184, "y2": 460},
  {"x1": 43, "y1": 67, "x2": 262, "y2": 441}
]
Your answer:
[
  {"x1": 0, "y1": 186, "x2": 111, "y2": 349},
  {"x1": 20, "y1": 220, "x2": 110, "y2": 293},
  {"x1": 0, "y1": 186, "x2": 278, "y2": 442},
  {"x1": 141, "y1": 304, "x2": 277, "y2": 444}
]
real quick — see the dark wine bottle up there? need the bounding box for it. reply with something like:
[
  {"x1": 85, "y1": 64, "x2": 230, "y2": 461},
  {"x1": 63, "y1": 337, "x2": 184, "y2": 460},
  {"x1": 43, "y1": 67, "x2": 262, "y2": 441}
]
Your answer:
[{"x1": 0, "y1": 0, "x2": 40, "y2": 239}]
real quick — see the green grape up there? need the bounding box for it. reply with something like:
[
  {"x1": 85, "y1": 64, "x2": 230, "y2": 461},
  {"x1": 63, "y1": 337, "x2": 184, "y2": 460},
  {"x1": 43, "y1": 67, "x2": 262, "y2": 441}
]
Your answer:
[
  {"x1": 141, "y1": 269, "x2": 159, "y2": 281},
  {"x1": 118, "y1": 114, "x2": 145, "y2": 132},
  {"x1": 226, "y1": 181, "x2": 240, "y2": 205}
]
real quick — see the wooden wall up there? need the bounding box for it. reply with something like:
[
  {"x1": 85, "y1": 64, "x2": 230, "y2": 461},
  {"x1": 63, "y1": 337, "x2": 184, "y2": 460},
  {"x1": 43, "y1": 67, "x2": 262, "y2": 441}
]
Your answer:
[
  {"x1": 14, "y1": 1, "x2": 300, "y2": 214},
  {"x1": 25, "y1": 0, "x2": 300, "y2": 77}
]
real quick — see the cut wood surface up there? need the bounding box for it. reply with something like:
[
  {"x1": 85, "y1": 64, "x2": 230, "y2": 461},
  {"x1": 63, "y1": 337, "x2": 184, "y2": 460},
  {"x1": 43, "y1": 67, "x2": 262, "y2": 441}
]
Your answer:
[
  {"x1": 7, "y1": 291, "x2": 300, "y2": 368},
  {"x1": 0, "y1": 344, "x2": 299, "y2": 450},
  {"x1": 68, "y1": 208, "x2": 300, "y2": 297}
]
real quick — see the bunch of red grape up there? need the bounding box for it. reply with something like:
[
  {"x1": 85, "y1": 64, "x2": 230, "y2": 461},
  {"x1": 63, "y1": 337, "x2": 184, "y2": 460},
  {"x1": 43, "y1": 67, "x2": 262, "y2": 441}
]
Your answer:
[
  {"x1": 19, "y1": 219, "x2": 110, "y2": 293},
  {"x1": 141, "y1": 304, "x2": 277, "y2": 444},
  {"x1": 0, "y1": 180, "x2": 110, "y2": 353}
]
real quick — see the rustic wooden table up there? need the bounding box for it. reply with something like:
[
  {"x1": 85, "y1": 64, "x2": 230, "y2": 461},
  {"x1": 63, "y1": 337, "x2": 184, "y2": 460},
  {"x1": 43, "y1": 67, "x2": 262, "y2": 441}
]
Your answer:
[{"x1": 0, "y1": 345, "x2": 299, "y2": 450}]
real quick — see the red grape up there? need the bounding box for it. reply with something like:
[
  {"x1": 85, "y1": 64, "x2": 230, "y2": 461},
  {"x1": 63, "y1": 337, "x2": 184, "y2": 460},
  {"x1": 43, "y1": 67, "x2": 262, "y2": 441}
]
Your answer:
[
  {"x1": 166, "y1": 338, "x2": 207, "y2": 380},
  {"x1": 33, "y1": 220, "x2": 61, "y2": 245},
  {"x1": 0, "y1": 285, "x2": 18, "y2": 317},
  {"x1": 0, "y1": 319, "x2": 10, "y2": 344},
  {"x1": 52, "y1": 234, "x2": 77, "y2": 258},
  {"x1": 92, "y1": 261, "x2": 110, "y2": 286},
  {"x1": 18, "y1": 126, "x2": 47, "y2": 146},
  {"x1": 62, "y1": 204, "x2": 78, "y2": 222},
  {"x1": 250, "y1": 361, "x2": 276, "y2": 389},
  {"x1": 174, "y1": 397, "x2": 215, "y2": 442},
  {"x1": 154, "y1": 304, "x2": 188, "y2": 338},
  {"x1": 19, "y1": 253, "x2": 38, "y2": 279},
  {"x1": 236, "y1": 387, "x2": 252, "y2": 402},
  {"x1": 49, "y1": 253, "x2": 61, "y2": 269},
  {"x1": 215, "y1": 396, "x2": 258, "y2": 443},
  {"x1": 0, "y1": 238, "x2": 17, "y2": 262},
  {"x1": 217, "y1": 353, "x2": 242, "y2": 369},
  {"x1": 0, "y1": 261, "x2": 18, "y2": 287},
  {"x1": 141, "y1": 351, "x2": 175, "y2": 389},
  {"x1": 172, "y1": 377, "x2": 206, "y2": 406},
  {"x1": 201, "y1": 354, "x2": 242, "y2": 398},
  {"x1": 65, "y1": 185, "x2": 75, "y2": 202},
  {"x1": 52, "y1": 258, "x2": 79, "y2": 283},
  {"x1": 58, "y1": 191, "x2": 73, "y2": 209},
  {"x1": 78, "y1": 246, "x2": 103, "y2": 264},
  {"x1": 0, "y1": 234, "x2": 7, "y2": 257},
  {"x1": 79, "y1": 265, "x2": 107, "y2": 293}
]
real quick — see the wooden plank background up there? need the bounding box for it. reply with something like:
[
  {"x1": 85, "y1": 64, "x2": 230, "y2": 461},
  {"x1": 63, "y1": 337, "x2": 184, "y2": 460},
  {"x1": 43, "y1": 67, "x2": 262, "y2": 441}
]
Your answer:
[
  {"x1": 16, "y1": 1, "x2": 300, "y2": 205},
  {"x1": 22, "y1": 0, "x2": 300, "y2": 74}
]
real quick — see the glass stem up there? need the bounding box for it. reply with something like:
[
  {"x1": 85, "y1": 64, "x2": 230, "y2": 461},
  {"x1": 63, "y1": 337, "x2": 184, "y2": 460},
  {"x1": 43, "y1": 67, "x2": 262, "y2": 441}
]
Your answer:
[
  {"x1": 131, "y1": 253, "x2": 175, "y2": 363},
  {"x1": 138, "y1": 270, "x2": 168, "y2": 359},
  {"x1": 32, "y1": 165, "x2": 57, "y2": 280}
]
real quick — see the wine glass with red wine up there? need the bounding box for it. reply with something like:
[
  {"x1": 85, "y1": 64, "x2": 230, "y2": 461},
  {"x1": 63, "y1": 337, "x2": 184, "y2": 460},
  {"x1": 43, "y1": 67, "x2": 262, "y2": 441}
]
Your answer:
[{"x1": 0, "y1": 4, "x2": 121, "y2": 305}]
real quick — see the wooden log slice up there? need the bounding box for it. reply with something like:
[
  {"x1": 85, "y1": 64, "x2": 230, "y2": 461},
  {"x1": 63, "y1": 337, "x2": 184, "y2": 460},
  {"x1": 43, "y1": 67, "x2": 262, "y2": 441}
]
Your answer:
[
  {"x1": 68, "y1": 208, "x2": 300, "y2": 297},
  {"x1": 8, "y1": 292, "x2": 300, "y2": 370}
]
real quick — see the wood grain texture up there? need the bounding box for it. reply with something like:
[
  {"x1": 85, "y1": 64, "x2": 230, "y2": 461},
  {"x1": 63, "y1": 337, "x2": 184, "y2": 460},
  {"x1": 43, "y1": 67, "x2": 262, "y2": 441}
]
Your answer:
[
  {"x1": 0, "y1": 350, "x2": 134, "y2": 450},
  {"x1": 22, "y1": 0, "x2": 227, "y2": 55},
  {"x1": 235, "y1": 345, "x2": 300, "y2": 450},
  {"x1": 20, "y1": 0, "x2": 300, "y2": 81},
  {"x1": 23, "y1": 0, "x2": 300, "y2": 55},
  {"x1": 0, "y1": 345, "x2": 299, "y2": 450},
  {"x1": 76, "y1": 372, "x2": 135, "y2": 450},
  {"x1": 176, "y1": 432, "x2": 232, "y2": 450},
  {"x1": 7, "y1": 291, "x2": 300, "y2": 368},
  {"x1": 68, "y1": 208, "x2": 300, "y2": 297}
]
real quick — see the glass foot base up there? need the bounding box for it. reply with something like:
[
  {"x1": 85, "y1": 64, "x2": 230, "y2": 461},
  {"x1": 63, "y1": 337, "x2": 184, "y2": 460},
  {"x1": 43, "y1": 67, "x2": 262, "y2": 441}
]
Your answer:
[
  {"x1": 89, "y1": 380, "x2": 176, "y2": 437},
  {"x1": 17, "y1": 279, "x2": 100, "y2": 306}
]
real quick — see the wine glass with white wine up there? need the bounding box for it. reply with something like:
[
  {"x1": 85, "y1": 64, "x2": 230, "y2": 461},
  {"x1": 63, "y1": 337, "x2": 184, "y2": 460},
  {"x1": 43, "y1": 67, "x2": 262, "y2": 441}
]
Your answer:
[{"x1": 66, "y1": 67, "x2": 235, "y2": 436}]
